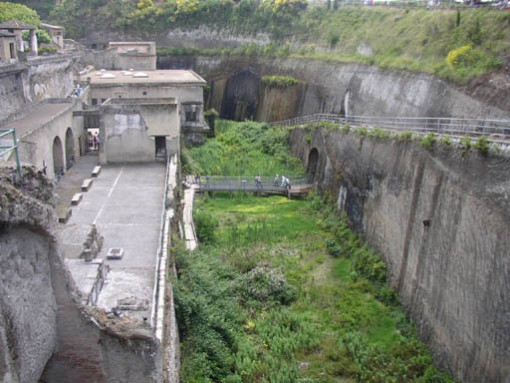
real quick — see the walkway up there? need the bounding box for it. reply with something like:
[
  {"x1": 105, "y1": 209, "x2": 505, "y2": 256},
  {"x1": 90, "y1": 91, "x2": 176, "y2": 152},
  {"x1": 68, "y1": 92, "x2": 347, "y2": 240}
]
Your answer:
[
  {"x1": 58, "y1": 158, "x2": 166, "y2": 321},
  {"x1": 270, "y1": 113, "x2": 510, "y2": 140},
  {"x1": 182, "y1": 184, "x2": 198, "y2": 251},
  {"x1": 194, "y1": 176, "x2": 315, "y2": 198}
]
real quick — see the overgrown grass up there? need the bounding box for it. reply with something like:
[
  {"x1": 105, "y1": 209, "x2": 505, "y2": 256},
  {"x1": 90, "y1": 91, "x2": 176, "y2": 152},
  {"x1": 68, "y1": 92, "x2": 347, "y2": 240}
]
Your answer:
[
  {"x1": 174, "y1": 119, "x2": 453, "y2": 382},
  {"x1": 181, "y1": 119, "x2": 304, "y2": 177},
  {"x1": 173, "y1": 193, "x2": 453, "y2": 382}
]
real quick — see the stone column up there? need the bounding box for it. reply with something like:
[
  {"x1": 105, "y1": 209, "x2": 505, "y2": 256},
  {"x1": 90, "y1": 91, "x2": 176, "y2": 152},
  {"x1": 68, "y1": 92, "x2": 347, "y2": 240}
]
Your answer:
[
  {"x1": 30, "y1": 29, "x2": 38, "y2": 56},
  {"x1": 15, "y1": 30, "x2": 24, "y2": 51}
]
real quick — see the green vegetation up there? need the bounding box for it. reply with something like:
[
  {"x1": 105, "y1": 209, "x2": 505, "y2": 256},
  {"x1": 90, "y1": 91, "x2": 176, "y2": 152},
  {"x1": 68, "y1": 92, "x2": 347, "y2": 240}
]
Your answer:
[
  {"x1": 175, "y1": 119, "x2": 453, "y2": 382},
  {"x1": 40, "y1": 0, "x2": 509, "y2": 83},
  {"x1": 181, "y1": 119, "x2": 303, "y2": 177},
  {"x1": 473, "y1": 135, "x2": 490, "y2": 155},
  {"x1": 460, "y1": 135, "x2": 472, "y2": 155},
  {"x1": 0, "y1": 2, "x2": 40, "y2": 26},
  {"x1": 420, "y1": 132, "x2": 437, "y2": 151},
  {"x1": 261, "y1": 75, "x2": 301, "y2": 89}
]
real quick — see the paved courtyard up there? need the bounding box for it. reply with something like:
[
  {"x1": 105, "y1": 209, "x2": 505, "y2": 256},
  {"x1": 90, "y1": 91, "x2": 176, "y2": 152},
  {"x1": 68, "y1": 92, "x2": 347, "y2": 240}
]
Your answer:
[{"x1": 58, "y1": 157, "x2": 166, "y2": 319}]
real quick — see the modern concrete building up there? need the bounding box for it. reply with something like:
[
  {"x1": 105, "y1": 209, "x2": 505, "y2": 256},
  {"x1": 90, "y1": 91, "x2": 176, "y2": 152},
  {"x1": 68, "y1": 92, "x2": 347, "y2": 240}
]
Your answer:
[{"x1": 81, "y1": 68, "x2": 208, "y2": 164}]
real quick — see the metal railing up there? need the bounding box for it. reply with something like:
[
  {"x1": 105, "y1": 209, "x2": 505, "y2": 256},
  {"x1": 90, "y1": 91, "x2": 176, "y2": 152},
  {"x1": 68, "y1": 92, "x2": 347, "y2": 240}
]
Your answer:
[
  {"x1": 270, "y1": 114, "x2": 510, "y2": 138},
  {"x1": 0, "y1": 129, "x2": 22, "y2": 177},
  {"x1": 195, "y1": 175, "x2": 311, "y2": 193}
]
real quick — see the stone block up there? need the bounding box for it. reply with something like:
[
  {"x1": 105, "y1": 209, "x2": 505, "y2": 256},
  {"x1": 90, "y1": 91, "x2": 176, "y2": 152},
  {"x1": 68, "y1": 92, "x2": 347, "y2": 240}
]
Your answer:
[
  {"x1": 91, "y1": 166, "x2": 101, "y2": 177},
  {"x1": 81, "y1": 178, "x2": 93, "y2": 191},
  {"x1": 58, "y1": 208, "x2": 72, "y2": 224},
  {"x1": 71, "y1": 193, "x2": 83, "y2": 205}
]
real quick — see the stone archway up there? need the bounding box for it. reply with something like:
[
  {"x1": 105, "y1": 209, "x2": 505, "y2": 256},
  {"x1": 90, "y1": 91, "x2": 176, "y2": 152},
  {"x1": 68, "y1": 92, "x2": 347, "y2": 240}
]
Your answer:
[
  {"x1": 307, "y1": 148, "x2": 319, "y2": 182},
  {"x1": 65, "y1": 128, "x2": 74, "y2": 169},
  {"x1": 53, "y1": 136, "x2": 64, "y2": 179}
]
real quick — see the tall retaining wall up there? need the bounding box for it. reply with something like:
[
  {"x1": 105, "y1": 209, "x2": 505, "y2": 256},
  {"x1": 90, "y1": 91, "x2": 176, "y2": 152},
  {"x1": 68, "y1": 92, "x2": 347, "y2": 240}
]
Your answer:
[
  {"x1": 289, "y1": 128, "x2": 510, "y2": 382},
  {"x1": 158, "y1": 55, "x2": 510, "y2": 122}
]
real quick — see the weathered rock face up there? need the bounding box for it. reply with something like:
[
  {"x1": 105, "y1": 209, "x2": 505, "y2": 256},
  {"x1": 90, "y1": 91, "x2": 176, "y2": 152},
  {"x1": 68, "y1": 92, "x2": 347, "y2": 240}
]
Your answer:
[
  {"x1": 289, "y1": 129, "x2": 510, "y2": 382},
  {"x1": 0, "y1": 167, "x2": 59, "y2": 383},
  {"x1": 0, "y1": 167, "x2": 163, "y2": 383},
  {"x1": 158, "y1": 55, "x2": 510, "y2": 121}
]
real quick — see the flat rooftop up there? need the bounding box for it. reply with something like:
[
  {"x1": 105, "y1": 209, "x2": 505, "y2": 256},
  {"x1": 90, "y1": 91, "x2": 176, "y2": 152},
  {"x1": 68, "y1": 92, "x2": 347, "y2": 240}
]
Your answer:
[
  {"x1": 1, "y1": 102, "x2": 73, "y2": 139},
  {"x1": 82, "y1": 69, "x2": 206, "y2": 86}
]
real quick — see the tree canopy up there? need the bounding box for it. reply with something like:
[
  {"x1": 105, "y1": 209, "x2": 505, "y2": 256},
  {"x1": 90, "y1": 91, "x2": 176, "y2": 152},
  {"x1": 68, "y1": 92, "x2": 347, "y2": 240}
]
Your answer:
[{"x1": 0, "y1": 2, "x2": 40, "y2": 26}]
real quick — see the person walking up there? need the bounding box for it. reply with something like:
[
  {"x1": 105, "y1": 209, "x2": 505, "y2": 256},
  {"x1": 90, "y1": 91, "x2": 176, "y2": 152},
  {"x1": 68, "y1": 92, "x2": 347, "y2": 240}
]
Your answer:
[
  {"x1": 255, "y1": 174, "x2": 263, "y2": 189},
  {"x1": 274, "y1": 174, "x2": 279, "y2": 187}
]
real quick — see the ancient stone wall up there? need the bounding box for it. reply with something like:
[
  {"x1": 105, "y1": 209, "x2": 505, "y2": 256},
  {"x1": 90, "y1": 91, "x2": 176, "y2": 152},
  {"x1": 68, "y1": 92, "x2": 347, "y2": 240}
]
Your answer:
[
  {"x1": 0, "y1": 55, "x2": 77, "y2": 123},
  {"x1": 0, "y1": 167, "x2": 61, "y2": 383},
  {"x1": 289, "y1": 128, "x2": 510, "y2": 383},
  {"x1": 0, "y1": 167, "x2": 162, "y2": 382},
  {"x1": 158, "y1": 55, "x2": 510, "y2": 121}
]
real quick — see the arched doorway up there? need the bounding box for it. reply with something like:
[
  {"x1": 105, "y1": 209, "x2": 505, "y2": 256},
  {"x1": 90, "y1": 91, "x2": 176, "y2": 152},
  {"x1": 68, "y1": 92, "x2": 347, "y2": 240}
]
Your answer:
[
  {"x1": 307, "y1": 148, "x2": 319, "y2": 183},
  {"x1": 52, "y1": 136, "x2": 64, "y2": 179},
  {"x1": 65, "y1": 128, "x2": 74, "y2": 169}
]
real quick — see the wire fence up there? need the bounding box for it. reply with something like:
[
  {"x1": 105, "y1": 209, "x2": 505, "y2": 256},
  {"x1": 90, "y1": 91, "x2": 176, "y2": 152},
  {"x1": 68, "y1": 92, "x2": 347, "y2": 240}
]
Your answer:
[{"x1": 270, "y1": 114, "x2": 510, "y2": 139}]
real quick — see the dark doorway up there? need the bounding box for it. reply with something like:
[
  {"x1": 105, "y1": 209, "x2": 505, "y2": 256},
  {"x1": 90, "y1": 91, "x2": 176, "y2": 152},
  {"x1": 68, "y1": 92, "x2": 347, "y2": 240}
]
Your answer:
[
  {"x1": 9, "y1": 43, "x2": 15, "y2": 60},
  {"x1": 65, "y1": 128, "x2": 74, "y2": 169},
  {"x1": 155, "y1": 136, "x2": 167, "y2": 160},
  {"x1": 307, "y1": 148, "x2": 319, "y2": 183},
  {"x1": 53, "y1": 136, "x2": 64, "y2": 180},
  {"x1": 221, "y1": 69, "x2": 259, "y2": 121}
]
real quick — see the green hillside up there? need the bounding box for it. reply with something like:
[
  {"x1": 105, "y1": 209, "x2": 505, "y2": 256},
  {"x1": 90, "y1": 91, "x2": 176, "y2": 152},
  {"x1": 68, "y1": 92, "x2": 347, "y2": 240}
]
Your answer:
[{"x1": 5, "y1": 0, "x2": 510, "y2": 82}]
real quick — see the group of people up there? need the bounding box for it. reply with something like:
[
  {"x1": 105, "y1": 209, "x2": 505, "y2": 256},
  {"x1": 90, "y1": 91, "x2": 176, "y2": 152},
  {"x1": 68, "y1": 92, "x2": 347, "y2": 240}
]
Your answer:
[
  {"x1": 253, "y1": 174, "x2": 291, "y2": 189},
  {"x1": 71, "y1": 83, "x2": 83, "y2": 98},
  {"x1": 88, "y1": 132, "x2": 100, "y2": 151}
]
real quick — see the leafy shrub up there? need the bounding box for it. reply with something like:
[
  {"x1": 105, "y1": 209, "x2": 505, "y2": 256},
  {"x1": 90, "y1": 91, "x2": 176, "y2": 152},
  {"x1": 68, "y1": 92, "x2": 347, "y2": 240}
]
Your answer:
[
  {"x1": 195, "y1": 209, "x2": 219, "y2": 244},
  {"x1": 420, "y1": 132, "x2": 436, "y2": 151},
  {"x1": 351, "y1": 246, "x2": 387, "y2": 285},
  {"x1": 326, "y1": 238, "x2": 342, "y2": 258},
  {"x1": 446, "y1": 44, "x2": 482, "y2": 69},
  {"x1": 355, "y1": 127, "x2": 368, "y2": 138},
  {"x1": 440, "y1": 135, "x2": 452, "y2": 147},
  {"x1": 262, "y1": 75, "x2": 301, "y2": 89},
  {"x1": 339, "y1": 331, "x2": 435, "y2": 383},
  {"x1": 473, "y1": 135, "x2": 490, "y2": 155},
  {"x1": 396, "y1": 131, "x2": 413, "y2": 142},
  {"x1": 236, "y1": 266, "x2": 297, "y2": 305},
  {"x1": 460, "y1": 136, "x2": 472, "y2": 155},
  {"x1": 38, "y1": 45, "x2": 57, "y2": 55}
]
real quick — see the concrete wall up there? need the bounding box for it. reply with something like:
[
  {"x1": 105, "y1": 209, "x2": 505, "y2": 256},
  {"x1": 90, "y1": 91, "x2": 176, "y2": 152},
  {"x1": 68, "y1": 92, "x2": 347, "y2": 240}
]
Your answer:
[
  {"x1": 289, "y1": 128, "x2": 510, "y2": 383},
  {"x1": 79, "y1": 46, "x2": 156, "y2": 71},
  {"x1": 88, "y1": 83, "x2": 203, "y2": 104},
  {"x1": 99, "y1": 102, "x2": 179, "y2": 164}
]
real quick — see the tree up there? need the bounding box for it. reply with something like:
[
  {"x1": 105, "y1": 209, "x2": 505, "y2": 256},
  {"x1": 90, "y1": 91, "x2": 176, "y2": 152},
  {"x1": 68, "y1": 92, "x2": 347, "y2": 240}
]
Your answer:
[
  {"x1": 22, "y1": 29, "x2": 51, "y2": 46},
  {"x1": 0, "y1": 2, "x2": 40, "y2": 26}
]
